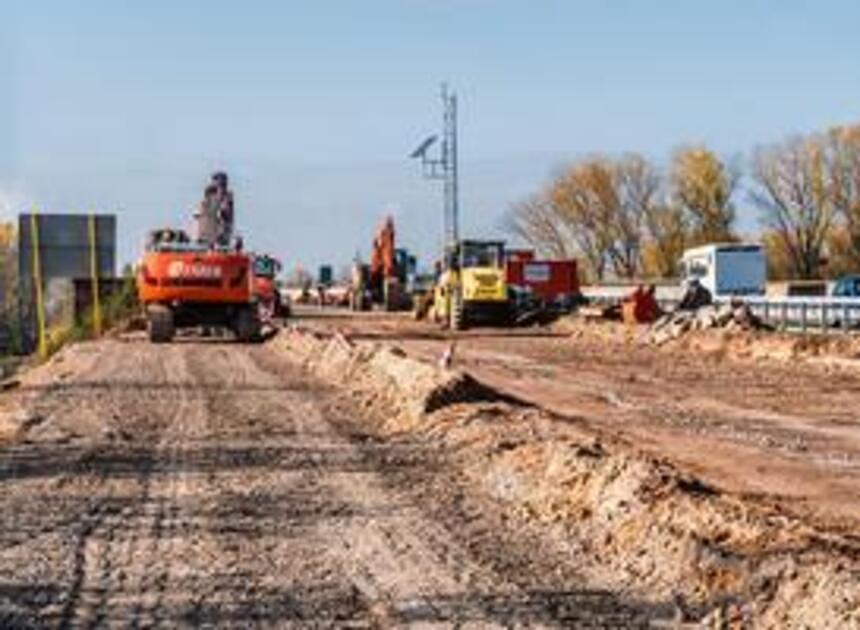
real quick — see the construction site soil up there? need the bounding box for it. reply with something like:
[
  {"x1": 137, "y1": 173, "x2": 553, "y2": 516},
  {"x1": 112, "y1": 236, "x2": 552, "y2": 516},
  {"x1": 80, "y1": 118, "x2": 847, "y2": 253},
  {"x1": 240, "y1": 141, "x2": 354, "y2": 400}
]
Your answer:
[
  {"x1": 0, "y1": 310, "x2": 858, "y2": 627},
  {"x1": 0, "y1": 335, "x2": 672, "y2": 628},
  {"x1": 281, "y1": 308, "x2": 860, "y2": 628}
]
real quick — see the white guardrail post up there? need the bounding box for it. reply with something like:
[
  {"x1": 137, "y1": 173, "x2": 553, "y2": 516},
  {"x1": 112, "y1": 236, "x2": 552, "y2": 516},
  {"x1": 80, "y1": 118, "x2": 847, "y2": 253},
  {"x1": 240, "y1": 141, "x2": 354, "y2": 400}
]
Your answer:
[{"x1": 800, "y1": 302, "x2": 807, "y2": 333}]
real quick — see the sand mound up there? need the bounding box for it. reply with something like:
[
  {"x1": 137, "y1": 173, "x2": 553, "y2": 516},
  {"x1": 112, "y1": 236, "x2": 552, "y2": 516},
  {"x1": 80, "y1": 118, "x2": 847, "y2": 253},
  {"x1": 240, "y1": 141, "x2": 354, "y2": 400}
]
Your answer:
[
  {"x1": 272, "y1": 326, "x2": 860, "y2": 627},
  {"x1": 474, "y1": 435, "x2": 858, "y2": 626},
  {"x1": 272, "y1": 328, "x2": 508, "y2": 432}
]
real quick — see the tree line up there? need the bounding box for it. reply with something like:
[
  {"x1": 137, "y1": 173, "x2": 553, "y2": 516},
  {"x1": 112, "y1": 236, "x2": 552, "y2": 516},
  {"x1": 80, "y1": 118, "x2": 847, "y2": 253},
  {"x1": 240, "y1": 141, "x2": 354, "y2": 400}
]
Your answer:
[{"x1": 504, "y1": 124, "x2": 860, "y2": 282}]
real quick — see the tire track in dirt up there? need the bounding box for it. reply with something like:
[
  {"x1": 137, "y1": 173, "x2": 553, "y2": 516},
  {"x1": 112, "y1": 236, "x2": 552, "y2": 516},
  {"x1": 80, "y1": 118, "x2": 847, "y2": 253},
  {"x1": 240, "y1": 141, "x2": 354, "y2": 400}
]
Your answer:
[
  {"x1": 122, "y1": 345, "x2": 209, "y2": 628},
  {"x1": 1, "y1": 338, "x2": 661, "y2": 627},
  {"x1": 53, "y1": 342, "x2": 185, "y2": 629},
  {"x1": 190, "y1": 345, "x2": 499, "y2": 624},
  {"x1": 0, "y1": 341, "x2": 148, "y2": 627},
  {"x1": 181, "y1": 343, "x2": 372, "y2": 625},
  {"x1": 245, "y1": 345, "x2": 660, "y2": 627}
]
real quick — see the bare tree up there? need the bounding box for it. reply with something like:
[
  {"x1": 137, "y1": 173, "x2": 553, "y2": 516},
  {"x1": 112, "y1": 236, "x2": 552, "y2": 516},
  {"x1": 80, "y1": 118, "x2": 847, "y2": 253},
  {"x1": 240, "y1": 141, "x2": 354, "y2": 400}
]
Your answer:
[
  {"x1": 505, "y1": 155, "x2": 662, "y2": 280},
  {"x1": 823, "y1": 124, "x2": 860, "y2": 269},
  {"x1": 612, "y1": 153, "x2": 659, "y2": 278},
  {"x1": 502, "y1": 193, "x2": 573, "y2": 259},
  {"x1": 752, "y1": 136, "x2": 833, "y2": 279},
  {"x1": 671, "y1": 146, "x2": 738, "y2": 244}
]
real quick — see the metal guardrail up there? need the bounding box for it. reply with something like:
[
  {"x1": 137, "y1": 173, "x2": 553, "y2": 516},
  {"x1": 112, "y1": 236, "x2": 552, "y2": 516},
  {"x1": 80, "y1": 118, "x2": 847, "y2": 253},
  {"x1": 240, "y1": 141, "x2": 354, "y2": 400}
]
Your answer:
[
  {"x1": 582, "y1": 287, "x2": 860, "y2": 334},
  {"x1": 730, "y1": 297, "x2": 860, "y2": 333}
]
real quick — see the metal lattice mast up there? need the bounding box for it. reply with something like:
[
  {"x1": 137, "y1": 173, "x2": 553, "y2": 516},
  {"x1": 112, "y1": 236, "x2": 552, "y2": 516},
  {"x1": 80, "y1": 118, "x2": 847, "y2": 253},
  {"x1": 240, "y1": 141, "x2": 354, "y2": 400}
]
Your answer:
[
  {"x1": 409, "y1": 82, "x2": 461, "y2": 251},
  {"x1": 441, "y1": 84, "x2": 459, "y2": 245}
]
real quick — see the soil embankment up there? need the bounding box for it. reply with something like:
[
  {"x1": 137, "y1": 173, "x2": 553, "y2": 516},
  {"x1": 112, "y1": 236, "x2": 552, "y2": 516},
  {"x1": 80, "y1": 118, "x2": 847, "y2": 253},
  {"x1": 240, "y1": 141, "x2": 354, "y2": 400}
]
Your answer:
[{"x1": 275, "y1": 318, "x2": 860, "y2": 628}]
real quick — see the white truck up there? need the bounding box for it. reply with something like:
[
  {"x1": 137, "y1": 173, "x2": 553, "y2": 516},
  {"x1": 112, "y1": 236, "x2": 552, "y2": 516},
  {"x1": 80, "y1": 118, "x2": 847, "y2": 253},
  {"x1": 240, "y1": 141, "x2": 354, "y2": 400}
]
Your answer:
[{"x1": 680, "y1": 243, "x2": 766, "y2": 298}]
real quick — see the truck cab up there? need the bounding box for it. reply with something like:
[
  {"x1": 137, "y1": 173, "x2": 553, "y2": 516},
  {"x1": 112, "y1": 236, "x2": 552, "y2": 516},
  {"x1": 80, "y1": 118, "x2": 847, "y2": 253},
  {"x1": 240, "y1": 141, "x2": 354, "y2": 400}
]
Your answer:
[
  {"x1": 832, "y1": 274, "x2": 860, "y2": 298},
  {"x1": 433, "y1": 239, "x2": 509, "y2": 329},
  {"x1": 454, "y1": 240, "x2": 507, "y2": 304},
  {"x1": 680, "y1": 243, "x2": 766, "y2": 298}
]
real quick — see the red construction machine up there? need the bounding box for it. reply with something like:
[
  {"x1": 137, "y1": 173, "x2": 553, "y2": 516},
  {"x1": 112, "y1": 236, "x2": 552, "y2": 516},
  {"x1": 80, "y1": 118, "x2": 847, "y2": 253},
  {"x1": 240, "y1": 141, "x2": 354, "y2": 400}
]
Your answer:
[
  {"x1": 136, "y1": 172, "x2": 263, "y2": 343},
  {"x1": 251, "y1": 254, "x2": 287, "y2": 323},
  {"x1": 352, "y1": 216, "x2": 415, "y2": 311},
  {"x1": 505, "y1": 249, "x2": 581, "y2": 310}
]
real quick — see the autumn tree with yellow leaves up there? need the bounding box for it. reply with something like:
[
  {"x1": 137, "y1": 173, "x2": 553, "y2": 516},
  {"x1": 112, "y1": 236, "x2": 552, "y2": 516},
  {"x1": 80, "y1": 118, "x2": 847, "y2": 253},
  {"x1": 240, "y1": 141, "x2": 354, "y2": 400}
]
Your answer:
[
  {"x1": 508, "y1": 153, "x2": 660, "y2": 281},
  {"x1": 822, "y1": 124, "x2": 860, "y2": 271},
  {"x1": 0, "y1": 223, "x2": 16, "y2": 311},
  {"x1": 640, "y1": 204, "x2": 688, "y2": 278},
  {"x1": 0, "y1": 222, "x2": 20, "y2": 352},
  {"x1": 505, "y1": 124, "x2": 860, "y2": 282},
  {"x1": 503, "y1": 193, "x2": 575, "y2": 260},
  {"x1": 670, "y1": 147, "x2": 738, "y2": 245},
  {"x1": 506, "y1": 153, "x2": 680, "y2": 280},
  {"x1": 548, "y1": 157, "x2": 617, "y2": 280}
]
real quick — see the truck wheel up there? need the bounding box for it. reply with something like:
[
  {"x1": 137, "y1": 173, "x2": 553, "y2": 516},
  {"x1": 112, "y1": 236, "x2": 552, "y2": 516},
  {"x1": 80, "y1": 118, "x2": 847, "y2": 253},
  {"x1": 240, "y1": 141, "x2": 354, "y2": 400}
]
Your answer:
[
  {"x1": 450, "y1": 290, "x2": 466, "y2": 331},
  {"x1": 147, "y1": 305, "x2": 175, "y2": 343},
  {"x1": 273, "y1": 292, "x2": 287, "y2": 319},
  {"x1": 234, "y1": 307, "x2": 262, "y2": 343}
]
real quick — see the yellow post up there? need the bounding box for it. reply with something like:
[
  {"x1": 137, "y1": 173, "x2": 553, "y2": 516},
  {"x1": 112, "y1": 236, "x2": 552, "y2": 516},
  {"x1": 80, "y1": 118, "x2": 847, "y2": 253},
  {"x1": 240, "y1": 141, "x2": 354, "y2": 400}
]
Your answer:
[
  {"x1": 30, "y1": 210, "x2": 47, "y2": 359},
  {"x1": 88, "y1": 213, "x2": 102, "y2": 336}
]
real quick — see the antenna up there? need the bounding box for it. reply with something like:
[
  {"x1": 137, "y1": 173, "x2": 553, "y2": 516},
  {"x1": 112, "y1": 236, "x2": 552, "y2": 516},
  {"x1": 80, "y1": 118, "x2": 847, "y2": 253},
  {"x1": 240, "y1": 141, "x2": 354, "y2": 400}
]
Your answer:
[
  {"x1": 409, "y1": 82, "x2": 460, "y2": 248},
  {"x1": 409, "y1": 135, "x2": 438, "y2": 159}
]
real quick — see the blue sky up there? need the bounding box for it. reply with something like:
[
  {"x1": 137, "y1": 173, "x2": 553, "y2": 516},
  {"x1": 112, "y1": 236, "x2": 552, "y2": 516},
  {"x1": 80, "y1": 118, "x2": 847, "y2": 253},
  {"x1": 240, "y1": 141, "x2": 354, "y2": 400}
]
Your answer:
[{"x1": 3, "y1": 1, "x2": 860, "y2": 269}]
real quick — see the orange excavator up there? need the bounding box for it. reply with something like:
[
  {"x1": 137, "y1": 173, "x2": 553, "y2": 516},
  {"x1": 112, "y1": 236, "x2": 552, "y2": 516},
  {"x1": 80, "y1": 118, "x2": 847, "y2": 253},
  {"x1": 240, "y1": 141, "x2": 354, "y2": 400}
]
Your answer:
[
  {"x1": 353, "y1": 216, "x2": 415, "y2": 311},
  {"x1": 369, "y1": 216, "x2": 398, "y2": 310},
  {"x1": 136, "y1": 173, "x2": 262, "y2": 343}
]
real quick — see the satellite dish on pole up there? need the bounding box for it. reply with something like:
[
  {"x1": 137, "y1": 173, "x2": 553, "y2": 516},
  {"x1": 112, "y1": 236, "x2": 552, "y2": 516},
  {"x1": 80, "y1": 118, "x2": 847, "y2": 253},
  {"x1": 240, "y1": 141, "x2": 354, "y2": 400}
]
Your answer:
[
  {"x1": 408, "y1": 83, "x2": 460, "y2": 247},
  {"x1": 409, "y1": 135, "x2": 438, "y2": 159}
]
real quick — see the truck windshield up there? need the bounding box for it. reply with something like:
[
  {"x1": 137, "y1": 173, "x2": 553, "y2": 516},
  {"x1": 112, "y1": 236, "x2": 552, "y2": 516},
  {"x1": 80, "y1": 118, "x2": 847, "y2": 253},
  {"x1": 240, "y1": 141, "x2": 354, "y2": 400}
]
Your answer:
[
  {"x1": 684, "y1": 258, "x2": 708, "y2": 278},
  {"x1": 834, "y1": 278, "x2": 860, "y2": 297},
  {"x1": 461, "y1": 243, "x2": 502, "y2": 268}
]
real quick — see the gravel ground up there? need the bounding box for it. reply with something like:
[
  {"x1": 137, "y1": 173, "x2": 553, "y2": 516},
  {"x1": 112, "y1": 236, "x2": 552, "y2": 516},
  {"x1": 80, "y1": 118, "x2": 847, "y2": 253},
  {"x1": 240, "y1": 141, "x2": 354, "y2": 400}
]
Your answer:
[
  {"x1": 300, "y1": 309, "x2": 860, "y2": 533},
  {"x1": 0, "y1": 338, "x2": 667, "y2": 628}
]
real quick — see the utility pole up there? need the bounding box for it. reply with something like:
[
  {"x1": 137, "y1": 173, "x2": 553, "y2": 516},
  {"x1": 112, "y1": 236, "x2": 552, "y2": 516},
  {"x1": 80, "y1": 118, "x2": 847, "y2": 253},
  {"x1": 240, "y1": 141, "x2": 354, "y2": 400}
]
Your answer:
[
  {"x1": 440, "y1": 83, "x2": 459, "y2": 246},
  {"x1": 409, "y1": 83, "x2": 460, "y2": 250}
]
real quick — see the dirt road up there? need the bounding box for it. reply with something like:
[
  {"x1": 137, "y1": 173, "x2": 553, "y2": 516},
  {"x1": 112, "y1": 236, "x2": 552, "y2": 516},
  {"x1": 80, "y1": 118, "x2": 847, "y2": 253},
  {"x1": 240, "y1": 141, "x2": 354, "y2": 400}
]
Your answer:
[
  {"x1": 0, "y1": 339, "x2": 661, "y2": 628},
  {"x1": 313, "y1": 310, "x2": 860, "y2": 533}
]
